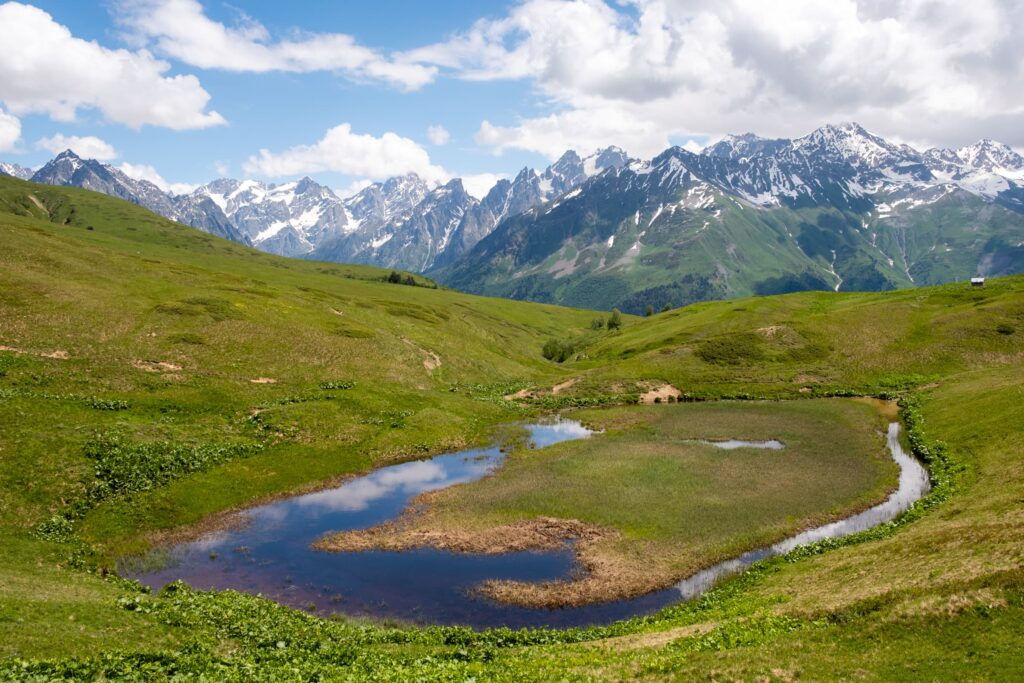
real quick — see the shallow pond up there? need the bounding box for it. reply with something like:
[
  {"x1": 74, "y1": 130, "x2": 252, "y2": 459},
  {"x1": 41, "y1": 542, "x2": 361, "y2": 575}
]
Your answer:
[{"x1": 124, "y1": 420, "x2": 929, "y2": 629}]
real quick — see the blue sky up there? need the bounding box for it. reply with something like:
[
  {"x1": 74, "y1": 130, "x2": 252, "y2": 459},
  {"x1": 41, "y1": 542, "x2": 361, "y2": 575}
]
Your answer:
[
  {"x1": 1, "y1": 1, "x2": 1022, "y2": 197},
  {"x1": 4, "y1": 1, "x2": 556, "y2": 195}
]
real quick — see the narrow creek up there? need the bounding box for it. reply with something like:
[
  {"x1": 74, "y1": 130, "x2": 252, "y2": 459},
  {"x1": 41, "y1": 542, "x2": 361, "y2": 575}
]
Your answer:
[{"x1": 123, "y1": 420, "x2": 930, "y2": 629}]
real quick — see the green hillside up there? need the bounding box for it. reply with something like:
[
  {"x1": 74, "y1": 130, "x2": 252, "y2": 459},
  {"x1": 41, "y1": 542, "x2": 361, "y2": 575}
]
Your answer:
[
  {"x1": 1, "y1": 177, "x2": 1022, "y2": 680},
  {"x1": 436, "y1": 183, "x2": 1024, "y2": 314}
]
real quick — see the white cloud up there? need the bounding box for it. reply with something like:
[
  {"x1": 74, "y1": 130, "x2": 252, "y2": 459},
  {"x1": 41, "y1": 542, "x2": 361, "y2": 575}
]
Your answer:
[
  {"x1": 460, "y1": 172, "x2": 505, "y2": 199},
  {"x1": 412, "y1": 0, "x2": 1024, "y2": 155},
  {"x1": 427, "y1": 124, "x2": 451, "y2": 145},
  {"x1": 243, "y1": 123, "x2": 448, "y2": 184},
  {"x1": 0, "y1": 2, "x2": 223, "y2": 130},
  {"x1": 37, "y1": 134, "x2": 119, "y2": 161},
  {"x1": 0, "y1": 107, "x2": 20, "y2": 152},
  {"x1": 116, "y1": 0, "x2": 436, "y2": 90},
  {"x1": 476, "y1": 108, "x2": 664, "y2": 160},
  {"x1": 213, "y1": 160, "x2": 230, "y2": 177},
  {"x1": 681, "y1": 139, "x2": 704, "y2": 154},
  {"x1": 337, "y1": 178, "x2": 374, "y2": 198},
  {"x1": 119, "y1": 161, "x2": 197, "y2": 195}
]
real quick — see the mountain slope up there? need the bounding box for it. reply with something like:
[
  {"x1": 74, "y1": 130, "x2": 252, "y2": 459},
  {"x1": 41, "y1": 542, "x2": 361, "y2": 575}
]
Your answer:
[
  {"x1": 190, "y1": 176, "x2": 349, "y2": 256},
  {"x1": 435, "y1": 123, "x2": 1024, "y2": 312},
  {"x1": 27, "y1": 150, "x2": 248, "y2": 244}
]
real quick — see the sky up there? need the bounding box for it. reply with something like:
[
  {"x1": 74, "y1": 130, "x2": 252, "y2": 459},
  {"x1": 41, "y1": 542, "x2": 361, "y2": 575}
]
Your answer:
[{"x1": 0, "y1": 0, "x2": 1022, "y2": 198}]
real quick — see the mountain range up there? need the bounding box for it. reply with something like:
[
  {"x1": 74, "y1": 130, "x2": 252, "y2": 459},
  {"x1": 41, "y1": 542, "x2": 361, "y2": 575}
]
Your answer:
[
  {"x1": 3, "y1": 123, "x2": 1023, "y2": 312},
  {"x1": 436, "y1": 123, "x2": 1024, "y2": 311},
  {"x1": 2, "y1": 146, "x2": 627, "y2": 274}
]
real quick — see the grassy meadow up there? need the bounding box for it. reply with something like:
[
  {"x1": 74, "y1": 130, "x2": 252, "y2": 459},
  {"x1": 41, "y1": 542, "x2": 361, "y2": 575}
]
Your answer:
[{"x1": 0, "y1": 175, "x2": 1022, "y2": 680}]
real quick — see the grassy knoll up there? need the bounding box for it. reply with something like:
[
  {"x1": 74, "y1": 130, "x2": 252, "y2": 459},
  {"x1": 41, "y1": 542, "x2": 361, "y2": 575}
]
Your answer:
[
  {"x1": 1, "y1": 176, "x2": 1023, "y2": 680},
  {"x1": 320, "y1": 399, "x2": 899, "y2": 607}
]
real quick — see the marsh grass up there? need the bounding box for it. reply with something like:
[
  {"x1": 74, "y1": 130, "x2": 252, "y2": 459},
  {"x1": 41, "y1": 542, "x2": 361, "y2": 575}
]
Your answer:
[{"x1": 338, "y1": 399, "x2": 898, "y2": 606}]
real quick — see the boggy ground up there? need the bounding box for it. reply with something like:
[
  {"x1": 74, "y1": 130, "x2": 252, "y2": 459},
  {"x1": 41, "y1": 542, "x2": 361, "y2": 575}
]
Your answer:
[{"x1": 318, "y1": 398, "x2": 900, "y2": 607}]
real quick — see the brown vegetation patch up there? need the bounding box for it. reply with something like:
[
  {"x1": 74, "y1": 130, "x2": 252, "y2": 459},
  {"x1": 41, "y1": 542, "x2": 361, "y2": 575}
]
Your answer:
[
  {"x1": 587, "y1": 622, "x2": 717, "y2": 651},
  {"x1": 0, "y1": 345, "x2": 69, "y2": 360},
  {"x1": 131, "y1": 359, "x2": 182, "y2": 373},
  {"x1": 316, "y1": 515, "x2": 675, "y2": 608},
  {"x1": 249, "y1": 377, "x2": 277, "y2": 384},
  {"x1": 890, "y1": 588, "x2": 1007, "y2": 620}
]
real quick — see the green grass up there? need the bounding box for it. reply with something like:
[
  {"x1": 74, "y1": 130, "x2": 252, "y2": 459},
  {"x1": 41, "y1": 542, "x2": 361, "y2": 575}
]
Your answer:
[{"x1": 0, "y1": 176, "x2": 1022, "y2": 679}]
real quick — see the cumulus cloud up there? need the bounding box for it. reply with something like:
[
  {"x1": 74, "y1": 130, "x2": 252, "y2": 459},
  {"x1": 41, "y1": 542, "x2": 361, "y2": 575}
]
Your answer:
[
  {"x1": 37, "y1": 134, "x2": 119, "y2": 160},
  {"x1": 460, "y1": 173, "x2": 505, "y2": 199},
  {"x1": 243, "y1": 123, "x2": 448, "y2": 183},
  {"x1": 427, "y1": 124, "x2": 451, "y2": 145},
  {"x1": 0, "y1": 107, "x2": 20, "y2": 152},
  {"x1": 411, "y1": 0, "x2": 1024, "y2": 156},
  {"x1": 681, "y1": 139, "x2": 704, "y2": 154},
  {"x1": 116, "y1": 0, "x2": 436, "y2": 90},
  {"x1": 0, "y1": 2, "x2": 223, "y2": 130},
  {"x1": 336, "y1": 178, "x2": 374, "y2": 199},
  {"x1": 119, "y1": 162, "x2": 197, "y2": 195}
]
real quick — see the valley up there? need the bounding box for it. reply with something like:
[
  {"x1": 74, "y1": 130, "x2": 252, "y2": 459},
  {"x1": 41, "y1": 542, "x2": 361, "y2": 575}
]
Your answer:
[{"x1": 0, "y1": 175, "x2": 1022, "y2": 679}]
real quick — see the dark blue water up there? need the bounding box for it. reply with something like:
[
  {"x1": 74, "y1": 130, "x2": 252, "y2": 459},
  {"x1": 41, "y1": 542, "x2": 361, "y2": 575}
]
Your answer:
[
  {"x1": 124, "y1": 420, "x2": 926, "y2": 629},
  {"x1": 123, "y1": 419, "x2": 682, "y2": 628}
]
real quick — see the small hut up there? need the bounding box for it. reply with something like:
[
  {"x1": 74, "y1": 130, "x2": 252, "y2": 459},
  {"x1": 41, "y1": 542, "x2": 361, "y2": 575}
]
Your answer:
[{"x1": 971, "y1": 277, "x2": 986, "y2": 287}]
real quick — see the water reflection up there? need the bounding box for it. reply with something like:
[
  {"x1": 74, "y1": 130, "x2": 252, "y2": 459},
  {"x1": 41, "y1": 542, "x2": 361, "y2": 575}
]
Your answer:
[{"x1": 697, "y1": 439, "x2": 785, "y2": 450}]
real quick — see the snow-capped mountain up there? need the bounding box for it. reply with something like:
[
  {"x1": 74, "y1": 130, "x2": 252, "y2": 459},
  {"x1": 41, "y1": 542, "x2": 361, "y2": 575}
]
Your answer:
[
  {"x1": 22, "y1": 150, "x2": 247, "y2": 244},
  {"x1": 2, "y1": 145, "x2": 629, "y2": 271},
  {"x1": 436, "y1": 123, "x2": 1024, "y2": 313},
  {"x1": 692, "y1": 122, "x2": 1022, "y2": 212},
  {"x1": 0, "y1": 161, "x2": 33, "y2": 180},
  {"x1": 311, "y1": 176, "x2": 474, "y2": 271},
  {"x1": 192, "y1": 177, "x2": 348, "y2": 256},
  {"x1": 308, "y1": 147, "x2": 629, "y2": 271}
]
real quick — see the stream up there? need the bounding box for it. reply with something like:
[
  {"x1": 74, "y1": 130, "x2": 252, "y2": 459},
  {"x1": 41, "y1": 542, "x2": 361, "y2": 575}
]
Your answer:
[{"x1": 123, "y1": 419, "x2": 930, "y2": 629}]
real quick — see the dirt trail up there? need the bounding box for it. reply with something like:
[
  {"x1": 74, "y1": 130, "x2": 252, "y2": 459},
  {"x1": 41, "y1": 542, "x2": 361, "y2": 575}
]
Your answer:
[
  {"x1": 249, "y1": 377, "x2": 277, "y2": 384},
  {"x1": 552, "y1": 378, "x2": 577, "y2": 394},
  {"x1": 26, "y1": 194, "x2": 49, "y2": 215},
  {"x1": 0, "y1": 345, "x2": 68, "y2": 360},
  {"x1": 504, "y1": 377, "x2": 578, "y2": 400}
]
